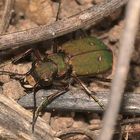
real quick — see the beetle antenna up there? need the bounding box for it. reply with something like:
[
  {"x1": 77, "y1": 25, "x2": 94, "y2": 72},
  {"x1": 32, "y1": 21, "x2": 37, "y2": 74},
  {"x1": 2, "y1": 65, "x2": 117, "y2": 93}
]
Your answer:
[
  {"x1": 32, "y1": 83, "x2": 39, "y2": 133},
  {"x1": 72, "y1": 73, "x2": 105, "y2": 110}
]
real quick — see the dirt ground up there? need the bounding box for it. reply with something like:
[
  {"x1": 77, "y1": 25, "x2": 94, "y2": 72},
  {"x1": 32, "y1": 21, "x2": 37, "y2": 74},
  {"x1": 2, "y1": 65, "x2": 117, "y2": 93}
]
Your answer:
[{"x1": 0, "y1": 0, "x2": 140, "y2": 140}]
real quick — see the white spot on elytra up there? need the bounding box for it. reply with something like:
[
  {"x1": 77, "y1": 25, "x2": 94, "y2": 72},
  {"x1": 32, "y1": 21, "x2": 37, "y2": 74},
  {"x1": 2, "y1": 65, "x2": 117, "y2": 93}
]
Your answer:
[{"x1": 98, "y1": 56, "x2": 102, "y2": 62}]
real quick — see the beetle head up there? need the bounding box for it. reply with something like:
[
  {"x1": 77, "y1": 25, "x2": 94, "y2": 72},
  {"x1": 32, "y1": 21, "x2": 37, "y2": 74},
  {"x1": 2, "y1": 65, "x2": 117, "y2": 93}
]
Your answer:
[{"x1": 23, "y1": 60, "x2": 58, "y2": 89}]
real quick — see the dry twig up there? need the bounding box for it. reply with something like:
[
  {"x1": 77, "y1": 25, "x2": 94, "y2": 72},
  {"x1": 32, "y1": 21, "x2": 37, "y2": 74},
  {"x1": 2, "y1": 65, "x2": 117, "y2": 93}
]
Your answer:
[
  {"x1": 0, "y1": 0, "x2": 15, "y2": 34},
  {"x1": 98, "y1": 0, "x2": 140, "y2": 140},
  {"x1": 0, "y1": 94, "x2": 57, "y2": 140},
  {"x1": 0, "y1": 0, "x2": 128, "y2": 51}
]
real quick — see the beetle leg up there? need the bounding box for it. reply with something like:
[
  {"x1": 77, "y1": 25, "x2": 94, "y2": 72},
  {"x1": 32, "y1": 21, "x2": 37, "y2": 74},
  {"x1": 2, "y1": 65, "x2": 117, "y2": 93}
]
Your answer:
[
  {"x1": 32, "y1": 82, "x2": 40, "y2": 133},
  {"x1": 0, "y1": 48, "x2": 33, "y2": 68},
  {"x1": 32, "y1": 88, "x2": 68, "y2": 133},
  {"x1": 32, "y1": 48, "x2": 45, "y2": 61},
  {"x1": 72, "y1": 74, "x2": 105, "y2": 110},
  {"x1": 53, "y1": 79, "x2": 69, "y2": 89},
  {"x1": 79, "y1": 29, "x2": 88, "y2": 38},
  {"x1": 12, "y1": 48, "x2": 45, "y2": 64},
  {"x1": 12, "y1": 48, "x2": 34, "y2": 64}
]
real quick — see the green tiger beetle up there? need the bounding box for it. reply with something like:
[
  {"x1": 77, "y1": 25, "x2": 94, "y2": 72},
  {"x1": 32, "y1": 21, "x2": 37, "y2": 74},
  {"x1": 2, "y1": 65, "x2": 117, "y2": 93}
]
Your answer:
[{"x1": 0, "y1": 36, "x2": 113, "y2": 132}]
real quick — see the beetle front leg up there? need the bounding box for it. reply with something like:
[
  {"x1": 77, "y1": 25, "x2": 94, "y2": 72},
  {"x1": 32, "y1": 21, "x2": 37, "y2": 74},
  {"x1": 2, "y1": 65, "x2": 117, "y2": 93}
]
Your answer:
[
  {"x1": 72, "y1": 74, "x2": 105, "y2": 110},
  {"x1": 32, "y1": 82, "x2": 40, "y2": 133},
  {"x1": 32, "y1": 88, "x2": 68, "y2": 133}
]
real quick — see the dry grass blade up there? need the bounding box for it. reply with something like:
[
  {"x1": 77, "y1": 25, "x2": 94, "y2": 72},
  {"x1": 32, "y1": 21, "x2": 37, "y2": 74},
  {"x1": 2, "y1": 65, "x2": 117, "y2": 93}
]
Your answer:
[
  {"x1": 0, "y1": 0, "x2": 15, "y2": 34},
  {"x1": 98, "y1": 0, "x2": 140, "y2": 140}
]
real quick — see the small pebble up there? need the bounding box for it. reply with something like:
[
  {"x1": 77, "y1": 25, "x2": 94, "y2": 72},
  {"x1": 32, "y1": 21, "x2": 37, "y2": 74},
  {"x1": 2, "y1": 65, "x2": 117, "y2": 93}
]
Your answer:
[{"x1": 3, "y1": 80, "x2": 25, "y2": 100}]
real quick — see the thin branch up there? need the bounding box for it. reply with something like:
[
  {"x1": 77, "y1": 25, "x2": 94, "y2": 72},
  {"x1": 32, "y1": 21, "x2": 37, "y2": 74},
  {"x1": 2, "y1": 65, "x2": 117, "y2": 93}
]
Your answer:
[
  {"x1": 0, "y1": 0, "x2": 15, "y2": 34},
  {"x1": 0, "y1": 0, "x2": 128, "y2": 51},
  {"x1": 98, "y1": 0, "x2": 140, "y2": 140},
  {"x1": 0, "y1": 94, "x2": 56, "y2": 140}
]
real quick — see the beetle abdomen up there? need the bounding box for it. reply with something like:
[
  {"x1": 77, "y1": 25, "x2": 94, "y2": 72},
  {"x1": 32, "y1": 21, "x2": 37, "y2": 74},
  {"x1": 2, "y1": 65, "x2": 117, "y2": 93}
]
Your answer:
[
  {"x1": 70, "y1": 50, "x2": 112, "y2": 76},
  {"x1": 61, "y1": 36, "x2": 113, "y2": 76},
  {"x1": 61, "y1": 37, "x2": 110, "y2": 55}
]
